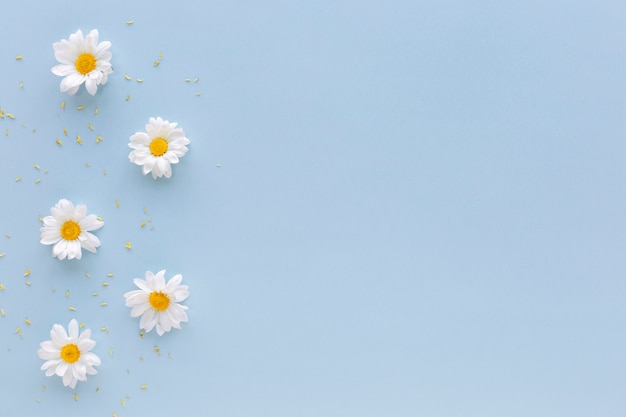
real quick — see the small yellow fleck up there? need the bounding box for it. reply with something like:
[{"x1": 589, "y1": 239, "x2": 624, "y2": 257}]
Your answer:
[
  {"x1": 0, "y1": 283, "x2": 4, "y2": 290},
  {"x1": 35, "y1": 179, "x2": 41, "y2": 184},
  {"x1": 25, "y1": 317, "x2": 31, "y2": 325},
  {"x1": 80, "y1": 322, "x2": 85, "y2": 328},
  {"x1": 19, "y1": 332, "x2": 23, "y2": 339},
  {"x1": 7, "y1": 113, "x2": 15, "y2": 119},
  {"x1": 44, "y1": 170, "x2": 48, "y2": 174},
  {"x1": 107, "y1": 273, "x2": 114, "y2": 277},
  {"x1": 139, "y1": 355, "x2": 144, "y2": 360},
  {"x1": 110, "y1": 348, "x2": 113, "y2": 356},
  {"x1": 96, "y1": 387, "x2": 100, "y2": 392},
  {"x1": 196, "y1": 92, "x2": 201, "y2": 96},
  {"x1": 42, "y1": 386, "x2": 46, "y2": 391},
  {"x1": 68, "y1": 306, "x2": 76, "y2": 311},
  {"x1": 85, "y1": 162, "x2": 90, "y2": 167},
  {"x1": 0, "y1": 310, "x2": 4, "y2": 317},
  {"x1": 14, "y1": 327, "x2": 20, "y2": 334},
  {"x1": 96, "y1": 135, "x2": 103, "y2": 143},
  {"x1": 63, "y1": 128, "x2": 67, "y2": 135},
  {"x1": 73, "y1": 393, "x2": 78, "y2": 402},
  {"x1": 124, "y1": 74, "x2": 131, "y2": 80},
  {"x1": 19, "y1": 81, "x2": 23, "y2": 89},
  {"x1": 216, "y1": 163, "x2": 221, "y2": 167},
  {"x1": 76, "y1": 135, "x2": 82, "y2": 144},
  {"x1": 16, "y1": 55, "x2": 23, "y2": 60},
  {"x1": 51, "y1": 287, "x2": 56, "y2": 292},
  {"x1": 25, "y1": 280, "x2": 31, "y2": 286},
  {"x1": 168, "y1": 353, "x2": 173, "y2": 359},
  {"x1": 35, "y1": 398, "x2": 40, "y2": 403},
  {"x1": 125, "y1": 95, "x2": 131, "y2": 101},
  {"x1": 88, "y1": 124, "x2": 94, "y2": 131},
  {"x1": 136, "y1": 78, "x2": 143, "y2": 83},
  {"x1": 159, "y1": 53, "x2": 163, "y2": 60},
  {"x1": 65, "y1": 290, "x2": 69, "y2": 297},
  {"x1": 77, "y1": 106, "x2": 84, "y2": 110},
  {"x1": 102, "y1": 282, "x2": 109, "y2": 287},
  {"x1": 4, "y1": 129, "x2": 8, "y2": 136},
  {"x1": 38, "y1": 215, "x2": 43, "y2": 222},
  {"x1": 100, "y1": 302, "x2": 108, "y2": 307},
  {"x1": 140, "y1": 221, "x2": 146, "y2": 227},
  {"x1": 126, "y1": 20, "x2": 134, "y2": 25},
  {"x1": 115, "y1": 200, "x2": 119, "y2": 208},
  {"x1": 121, "y1": 398, "x2": 125, "y2": 407},
  {"x1": 97, "y1": 217, "x2": 104, "y2": 221},
  {"x1": 100, "y1": 327, "x2": 109, "y2": 333},
  {"x1": 103, "y1": 169, "x2": 107, "y2": 175},
  {"x1": 143, "y1": 207, "x2": 147, "y2": 213},
  {"x1": 185, "y1": 78, "x2": 191, "y2": 83},
  {"x1": 24, "y1": 269, "x2": 30, "y2": 276},
  {"x1": 194, "y1": 77, "x2": 199, "y2": 83},
  {"x1": 0, "y1": 253, "x2": 4, "y2": 258},
  {"x1": 153, "y1": 61, "x2": 160, "y2": 67},
  {"x1": 147, "y1": 216, "x2": 152, "y2": 222},
  {"x1": 5, "y1": 232, "x2": 10, "y2": 238},
  {"x1": 55, "y1": 139, "x2": 62, "y2": 146},
  {"x1": 125, "y1": 241, "x2": 132, "y2": 250},
  {"x1": 112, "y1": 414, "x2": 118, "y2": 417},
  {"x1": 15, "y1": 176, "x2": 22, "y2": 182},
  {"x1": 92, "y1": 292, "x2": 99, "y2": 296},
  {"x1": 61, "y1": 101, "x2": 65, "y2": 109},
  {"x1": 85, "y1": 272, "x2": 91, "y2": 278},
  {"x1": 140, "y1": 385, "x2": 147, "y2": 390},
  {"x1": 94, "y1": 107, "x2": 99, "y2": 115},
  {"x1": 139, "y1": 329, "x2": 145, "y2": 338},
  {"x1": 153, "y1": 345, "x2": 161, "y2": 355},
  {"x1": 33, "y1": 163, "x2": 40, "y2": 170}
]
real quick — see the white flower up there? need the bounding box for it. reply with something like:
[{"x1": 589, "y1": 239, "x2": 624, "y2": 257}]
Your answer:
[
  {"x1": 124, "y1": 270, "x2": 190, "y2": 336},
  {"x1": 37, "y1": 319, "x2": 101, "y2": 389},
  {"x1": 40, "y1": 198, "x2": 104, "y2": 260},
  {"x1": 51, "y1": 29, "x2": 113, "y2": 96},
  {"x1": 128, "y1": 117, "x2": 191, "y2": 179}
]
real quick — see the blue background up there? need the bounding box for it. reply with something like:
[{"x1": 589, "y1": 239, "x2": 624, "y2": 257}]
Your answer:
[{"x1": 1, "y1": 1, "x2": 625, "y2": 416}]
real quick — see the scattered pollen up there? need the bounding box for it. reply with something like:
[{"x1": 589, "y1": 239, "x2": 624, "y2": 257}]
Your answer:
[
  {"x1": 16, "y1": 55, "x2": 23, "y2": 60},
  {"x1": 126, "y1": 20, "x2": 134, "y2": 25},
  {"x1": 125, "y1": 241, "x2": 132, "y2": 250},
  {"x1": 196, "y1": 92, "x2": 201, "y2": 96},
  {"x1": 107, "y1": 273, "x2": 114, "y2": 277},
  {"x1": 140, "y1": 385, "x2": 147, "y2": 390},
  {"x1": 139, "y1": 329, "x2": 145, "y2": 338},
  {"x1": 24, "y1": 269, "x2": 30, "y2": 277},
  {"x1": 4, "y1": 129, "x2": 7, "y2": 136},
  {"x1": 14, "y1": 327, "x2": 20, "y2": 334},
  {"x1": 194, "y1": 77, "x2": 200, "y2": 83},
  {"x1": 139, "y1": 355, "x2": 144, "y2": 360},
  {"x1": 125, "y1": 95, "x2": 131, "y2": 101},
  {"x1": 87, "y1": 124, "x2": 94, "y2": 131},
  {"x1": 35, "y1": 179, "x2": 41, "y2": 184},
  {"x1": 94, "y1": 107, "x2": 99, "y2": 115},
  {"x1": 92, "y1": 292, "x2": 99, "y2": 296},
  {"x1": 159, "y1": 53, "x2": 163, "y2": 60},
  {"x1": 63, "y1": 128, "x2": 67, "y2": 135},
  {"x1": 76, "y1": 106, "x2": 84, "y2": 110},
  {"x1": 102, "y1": 282, "x2": 109, "y2": 287},
  {"x1": 97, "y1": 217, "x2": 104, "y2": 222},
  {"x1": 80, "y1": 322, "x2": 85, "y2": 328},
  {"x1": 110, "y1": 348, "x2": 113, "y2": 356},
  {"x1": 6, "y1": 113, "x2": 14, "y2": 119},
  {"x1": 153, "y1": 345, "x2": 161, "y2": 355},
  {"x1": 0, "y1": 310, "x2": 4, "y2": 317},
  {"x1": 168, "y1": 353, "x2": 173, "y2": 359},
  {"x1": 73, "y1": 393, "x2": 78, "y2": 402},
  {"x1": 100, "y1": 302, "x2": 108, "y2": 307},
  {"x1": 38, "y1": 215, "x2": 43, "y2": 222},
  {"x1": 0, "y1": 253, "x2": 4, "y2": 257},
  {"x1": 65, "y1": 290, "x2": 69, "y2": 297},
  {"x1": 185, "y1": 78, "x2": 191, "y2": 83},
  {"x1": 76, "y1": 135, "x2": 82, "y2": 144},
  {"x1": 15, "y1": 176, "x2": 22, "y2": 182},
  {"x1": 61, "y1": 101, "x2": 65, "y2": 109},
  {"x1": 42, "y1": 386, "x2": 46, "y2": 391},
  {"x1": 35, "y1": 398, "x2": 40, "y2": 403},
  {"x1": 140, "y1": 221, "x2": 146, "y2": 228},
  {"x1": 124, "y1": 74, "x2": 131, "y2": 80},
  {"x1": 103, "y1": 169, "x2": 107, "y2": 175},
  {"x1": 121, "y1": 398, "x2": 125, "y2": 407},
  {"x1": 100, "y1": 327, "x2": 109, "y2": 333},
  {"x1": 0, "y1": 283, "x2": 4, "y2": 290},
  {"x1": 25, "y1": 317, "x2": 31, "y2": 325},
  {"x1": 33, "y1": 163, "x2": 40, "y2": 170},
  {"x1": 85, "y1": 163, "x2": 90, "y2": 167},
  {"x1": 25, "y1": 280, "x2": 31, "y2": 286},
  {"x1": 115, "y1": 200, "x2": 119, "y2": 208},
  {"x1": 216, "y1": 163, "x2": 221, "y2": 167},
  {"x1": 68, "y1": 306, "x2": 76, "y2": 311},
  {"x1": 136, "y1": 78, "x2": 143, "y2": 83},
  {"x1": 96, "y1": 135, "x2": 103, "y2": 143},
  {"x1": 85, "y1": 272, "x2": 91, "y2": 278},
  {"x1": 19, "y1": 81, "x2": 23, "y2": 89},
  {"x1": 113, "y1": 414, "x2": 119, "y2": 417},
  {"x1": 147, "y1": 216, "x2": 152, "y2": 222},
  {"x1": 143, "y1": 207, "x2": 147, "y2": 213},
  {"x1": 55, "y1": 139, "x2": 62, "y2": 146},
  {"x1": 5, "y1": 232, "x2": 10, "y2": 238},
  {"x1": 153, "y1": 61, "x2": 160, "y2": 67}
]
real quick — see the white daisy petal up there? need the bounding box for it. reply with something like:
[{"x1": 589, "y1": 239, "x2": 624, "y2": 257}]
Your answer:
[{"x1": 124, "y1": 270, "x2": 190, "y2": 336}]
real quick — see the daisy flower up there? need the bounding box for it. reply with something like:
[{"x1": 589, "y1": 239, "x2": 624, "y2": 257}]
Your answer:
[
  {"x1": 40, "y1": 198, "x2": 104, "y2": 260},
  {"x1": 124, "y1": 270, "x2": 190, "y2": 336},
  {"x1": 51, "y1": 29, "x2": 113, "y2": 96},
  {"x1": 128, "y1": 117, "x2": 191, "y2": 179},
  {"x1": 37, "y1": 319, "x2": 101, "y2": 389}
]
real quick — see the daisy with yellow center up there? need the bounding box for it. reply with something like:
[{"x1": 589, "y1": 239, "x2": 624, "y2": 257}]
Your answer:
[
  {"x1": 40, "y1": 198, "x2": 104, "y2": 260},
  {"x1": 51, "y1": 29, "x2": 113, "y2": 96},
  {"x1": 128, "y1": 117, "x2": 191, "y2": 179},
  {"x1": 124, "y1": 270, "x2": 190, "y2": 336},
  {"x1": 37, "y1": 319, "x2": 101, "y2": 389}
]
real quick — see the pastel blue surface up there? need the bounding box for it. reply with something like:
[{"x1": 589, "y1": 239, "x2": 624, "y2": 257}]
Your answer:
[{"x1": 1, "y1": 1, "x2": 625, "y2": 416}]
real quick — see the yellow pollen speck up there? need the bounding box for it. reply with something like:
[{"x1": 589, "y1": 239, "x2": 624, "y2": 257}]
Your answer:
[
  {"x1": 139, "y1": 329, "x2": 145, "y2": 338},
  {"x1": 96, "y1": 387, "x2": 100, "y2": 392},
  {"x1": 5, "y1": 232, "x2": 10, "y2": 238},
  {"x1": 14, "y1": 327, "x2": 20, "y2": 334},
  {"x1": 38, "y1": 215, "x2": 43, "y2": 222},
  {"x1": 103, "y1": 169, "x2": 107, "y2": 175},
  {"x1": 139, "y1": 355, "x2": 144, "y2": 360},
  {"x1": 4, "y1": 129, "x2": 8, "y2": 136},
  {"x1": 140, "y1": 385, "x2": 147, "y2": 389},
  {"x1": 61, "y1": 220, "x2": 81, "y2": 240},
  {"x1": 216, "y1": 163, "x2": 221, "y2": 167},
  {"x1": 110, "y1": 348, "x2": 114, "y2": 356},
  {"x1": 68, "y1": 306, "x2": 76, "y2": 311},
  {"x1": 126, "y1": 20, "x2": 134, "y2": 25},
  {"x1": 73, "y1": 393, "x2": 79, "y2": 402},
  {"x1": 92, "y1": 292, "x2": 99, "y2": 296},
  {"x1": 121, "y1": 398, "x2": 125, "y2": 407},
  {"x1": 124, "y1": 74, "x2": 131, "y2": 80},
  {"x1": 24, "y1": 269, "x2": 30, "y2": 276},
  {"x1": 196, "y1": 92, "x2": 201, "y2": 96},
  {"x1": 19, "y1": 81, "x2": 23, "y2": 89},
  {"x1": 85, "y1": 163, "x2": 90, "y2": 167},
  {"x1": 113, "y1": 414, "x2": 119, "y2": 417},
  {"x1": 35, "y1": 179, "x2": 41, "y2": 184},
  {"x1": 115, "y1": 200, "x2": 119, "y2": 208},
  {"x1": 0, "y1": 283, "x2": 4, "y2": 290},
  {"x1": 125, "y1": 241, "x2": 132, "y2": 249},
  {"x1": 136, "y1": 78, "x2": 143, "y2": 83},
  {"x1": 56, "y1": 139, "x2": 62, "y2": 146},
  {"x1": 94, "y1": 107, "x2": 99, "y2": 115},
  {"x1": 85, "y1": 272, "x2": 91, "y2": 278},
  {"x1": 194, "y1": 77, "x2": 199, "y2": 82},
  {"x1": 25, "y1": 280, "x2": 31, "y2": 286},
  {"x1": 100, "y1": 327, "x2": 108, "y2": 333},
  {"x1": 42, "y1": 386, "x2": 46, "y2": 391},
  {"x1": 80, "y1": 322, "x2": 85, "y2": 328},
  {"x1": 140, "y1": 221, "x2": 146, "y2": 227},
  {"x1": 147, "y1": 216, "x2": 152, "y2": 222},
  {"x1": 168, "y1": 353, "x2": 173, "y2": 359},
  {"x1": 125, "y1": 95, "x2": 131, "y2": 101},
  {"x1": 143, "y1": 207, "x2": 147, "y2": 213},
  {"x1": 15, "y1": 176, "x2": 21, "y2": 182},
  {"x1": 100, "y1": 302, "x2": 108, "y2": 307},
  {"x1": 153, "y1": 345, "x2": 161, "y2": 355},
  {"x1": 7, "y1": 113, "x2": 14, "y2": 119},
  {"x1": 63, "y1": 128, "x2": 67, "y2": 135},
  {"x1": 65, "y1": 290, "x2": 69, "y2": 297},
  {"x1": 35, "y1": 397, "x2": 40, "y2": 403},
  {"x1": 1, "y1": 310, "x2": 4, "y2": 317},
  {"x1": 96, "y1": 135, "x2": 103, "y2": 143},
  {"x1": 61, "y1": 101, "x2": 65, "y2": 109},
  {"x1": 16, "y1": 55, "x2": 23, "y2": 60},
  {"x1": 107, "y1": 273, "x2": 114, "y2": 277},
  {"x1": 25, "y1": 318, "x2": 31, "y2": 325},
  {"x1": 102, "y1": 282, "x2": 109, "y2": 287},
  {"x1": 153, "y1": 61, "x2": 160, "y2": 67},
  {"x1": 77, "y1": 135, "x2": 82, "y2": 144},
  {"x1": 185, "y1": 78, "x2": 191, "y2": 82},
  {"x1": 159, "y1": 53, "x2": 163, "y2": 60},
  {"x1": 75, "y1": 53, "x2": 96, "y2": 75},
  {"x1": 0, "y1": 253, "x2": 4, "y2": 257},
  {"x1": 77, "y1": 106, "x2": 84, "y2": 110},
  {"x1": 88, "y1": 124, "x2": 94, "y2": 130},
  {"x1": 149, "y1": 137, "x2": 168, "y2": 156}
]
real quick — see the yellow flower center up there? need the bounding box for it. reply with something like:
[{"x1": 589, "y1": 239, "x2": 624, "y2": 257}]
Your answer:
[
  {"x1": 149, "y1": 291, "x2": 170, "y2": 311},
  {"x1": 60, "y1": 343, "x2": 80, "y2": 363},
  {"x1": 75, "y1": 53, "x2": 97, "y2": 75},
  {"x1": 149, "y1": 138, "x2": 168, "y2": 157},
  {"x1": 60, "y1": 220, "x2": 81, "y2": 240}
]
